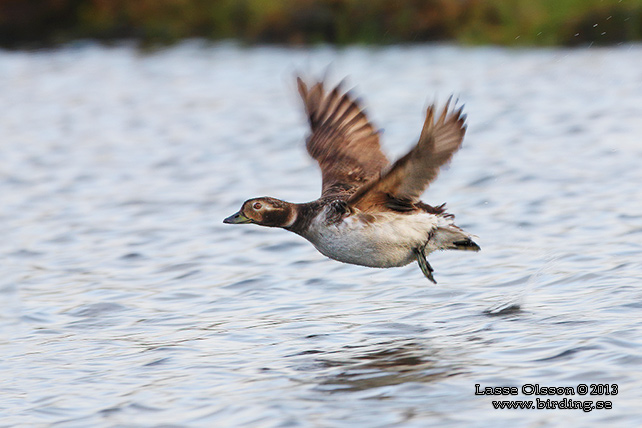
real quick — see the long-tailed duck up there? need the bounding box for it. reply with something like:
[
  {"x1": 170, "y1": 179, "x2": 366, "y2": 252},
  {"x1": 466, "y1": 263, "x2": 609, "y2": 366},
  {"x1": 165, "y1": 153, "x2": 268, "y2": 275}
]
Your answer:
[{"x1": 224, "y1": 77, "x2": 479, "y2": 282}]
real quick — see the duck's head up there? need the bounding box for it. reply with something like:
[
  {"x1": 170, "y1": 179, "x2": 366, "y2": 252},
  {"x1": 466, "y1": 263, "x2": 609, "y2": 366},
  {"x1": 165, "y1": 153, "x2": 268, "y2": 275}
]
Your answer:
[{"x1": 224, "y1": 197, "x2": 295, "y2": 228}]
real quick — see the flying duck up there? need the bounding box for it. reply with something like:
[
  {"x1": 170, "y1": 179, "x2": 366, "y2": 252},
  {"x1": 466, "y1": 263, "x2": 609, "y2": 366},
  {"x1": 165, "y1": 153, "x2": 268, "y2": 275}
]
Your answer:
[{"x1": 224, "y1": 77, "x2": 479, "y2": 283}]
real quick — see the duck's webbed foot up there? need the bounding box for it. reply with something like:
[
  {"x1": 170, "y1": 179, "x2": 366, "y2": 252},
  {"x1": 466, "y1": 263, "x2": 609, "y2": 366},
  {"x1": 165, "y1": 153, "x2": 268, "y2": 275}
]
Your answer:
[{"x1": 414, "y1": 247, "x2": 436, "y2": 284}]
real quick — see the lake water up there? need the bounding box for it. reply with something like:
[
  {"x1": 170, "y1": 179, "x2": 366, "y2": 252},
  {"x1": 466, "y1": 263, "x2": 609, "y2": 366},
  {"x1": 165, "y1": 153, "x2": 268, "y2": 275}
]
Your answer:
[{"x1": 1, "y1": 42, "x2": 642, "y2": 427}]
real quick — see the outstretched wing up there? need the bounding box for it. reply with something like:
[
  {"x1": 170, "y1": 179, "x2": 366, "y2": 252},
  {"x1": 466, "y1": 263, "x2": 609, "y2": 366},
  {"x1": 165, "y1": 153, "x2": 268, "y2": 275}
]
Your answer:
[
  {"x1": 297, "y1": 77, "x2": 390, "y2": 199},
  {"x1": 348, "y1": 100, "x2": 467, "y2": 212}
]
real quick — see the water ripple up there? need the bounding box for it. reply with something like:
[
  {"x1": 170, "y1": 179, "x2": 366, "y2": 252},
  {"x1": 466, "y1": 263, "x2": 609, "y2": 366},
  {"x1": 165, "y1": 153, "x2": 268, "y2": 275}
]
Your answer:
[{"x1": 1, "y1": 43, "x2": 642, "y2": 427}]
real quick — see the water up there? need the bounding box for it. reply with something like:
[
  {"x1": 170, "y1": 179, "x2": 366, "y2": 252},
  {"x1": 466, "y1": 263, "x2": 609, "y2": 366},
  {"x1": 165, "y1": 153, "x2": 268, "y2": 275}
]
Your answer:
[{"x1": 1, "y1": 42, "x2": 642, "y2": 427}]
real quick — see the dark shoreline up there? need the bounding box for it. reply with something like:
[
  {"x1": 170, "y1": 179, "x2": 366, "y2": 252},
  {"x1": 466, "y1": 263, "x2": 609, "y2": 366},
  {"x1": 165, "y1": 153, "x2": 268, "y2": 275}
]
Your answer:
[{"x1": 1, "y1": 0, "x2": 640, "y2": 50}]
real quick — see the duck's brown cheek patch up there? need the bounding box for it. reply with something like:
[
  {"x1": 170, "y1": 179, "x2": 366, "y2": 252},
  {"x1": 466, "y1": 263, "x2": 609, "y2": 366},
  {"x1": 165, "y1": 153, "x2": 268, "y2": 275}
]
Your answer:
[{"x1": 263, "y1": 210, "x2": 289, "y2": 226}]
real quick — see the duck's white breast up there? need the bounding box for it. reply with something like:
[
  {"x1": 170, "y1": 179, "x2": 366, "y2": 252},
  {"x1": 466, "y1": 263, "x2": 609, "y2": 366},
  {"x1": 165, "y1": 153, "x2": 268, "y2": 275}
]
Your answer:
[{"x1": 304, "y1": 209, "x2": 448, "y2": 268}]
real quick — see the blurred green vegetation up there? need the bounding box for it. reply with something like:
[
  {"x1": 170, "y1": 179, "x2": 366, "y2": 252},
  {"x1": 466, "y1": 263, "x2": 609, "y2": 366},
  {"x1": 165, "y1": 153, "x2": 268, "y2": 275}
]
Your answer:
[{"x1": 1, "y1": 0, "x2": 641, "y2": 48}]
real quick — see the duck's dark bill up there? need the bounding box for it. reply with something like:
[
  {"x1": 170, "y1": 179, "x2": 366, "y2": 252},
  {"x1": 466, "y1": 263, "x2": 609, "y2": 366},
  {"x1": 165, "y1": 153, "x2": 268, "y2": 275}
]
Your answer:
[{"x1": 223, "y1": 211, "x2": 253, "y2": 224}]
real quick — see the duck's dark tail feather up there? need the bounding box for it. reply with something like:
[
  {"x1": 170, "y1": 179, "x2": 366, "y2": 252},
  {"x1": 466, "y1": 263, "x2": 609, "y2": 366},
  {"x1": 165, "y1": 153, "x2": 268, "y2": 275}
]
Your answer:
[{"x1": 450, "y1": 238, "x2": 481, "y2": 252}]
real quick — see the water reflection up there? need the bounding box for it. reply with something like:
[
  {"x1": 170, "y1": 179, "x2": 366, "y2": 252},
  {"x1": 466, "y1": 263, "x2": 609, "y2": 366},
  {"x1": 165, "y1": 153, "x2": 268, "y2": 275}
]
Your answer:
[{"x1": 313, "y1": 340, "x2": 465, "y2": 393}]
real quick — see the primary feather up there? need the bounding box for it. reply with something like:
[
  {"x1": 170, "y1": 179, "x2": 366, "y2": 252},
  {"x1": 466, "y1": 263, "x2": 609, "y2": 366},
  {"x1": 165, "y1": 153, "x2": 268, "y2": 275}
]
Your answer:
[
  {"x1": 348, "y1": 99, "x2": 467, "y2": 212},
  {"x1": 297, "y1": 77, "x2": 389, "y2": 199}
]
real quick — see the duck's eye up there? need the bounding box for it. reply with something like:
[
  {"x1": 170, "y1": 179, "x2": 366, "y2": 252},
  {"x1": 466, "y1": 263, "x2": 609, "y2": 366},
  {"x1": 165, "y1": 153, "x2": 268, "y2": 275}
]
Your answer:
[{"x1": 253, "y1": 202, "x2": 262, "y2": 210}]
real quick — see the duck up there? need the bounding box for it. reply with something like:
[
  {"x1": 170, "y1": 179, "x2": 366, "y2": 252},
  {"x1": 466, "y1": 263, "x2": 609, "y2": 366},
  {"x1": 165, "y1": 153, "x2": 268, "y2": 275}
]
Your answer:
[{"x1": 224, "y1": 77, "x2": 480, "y2": 283}]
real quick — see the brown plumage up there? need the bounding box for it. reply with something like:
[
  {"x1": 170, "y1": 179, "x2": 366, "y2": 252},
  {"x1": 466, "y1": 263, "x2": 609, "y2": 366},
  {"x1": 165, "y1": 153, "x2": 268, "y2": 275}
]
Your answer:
[
  {"x1": 297, "y1": 77, "x2": 389, "y2": 199},
  {"x1": 298, "y1": 79, "x2": 466, "y2": 214},
  {"x1": 348, "y1": 99, "x2": 467, "y2": 213}
]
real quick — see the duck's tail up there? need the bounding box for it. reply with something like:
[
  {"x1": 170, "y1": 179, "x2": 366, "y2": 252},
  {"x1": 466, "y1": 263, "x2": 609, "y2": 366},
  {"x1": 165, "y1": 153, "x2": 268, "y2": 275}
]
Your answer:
[
  {"x1": 450, "y1": 237, "x2": 481, "y2": 251},
  {"x1": 434, "y1": 225, "x2": 481, "y2": 252},
  {"x1": 416, "y1": 225, "x2": 479, "y2": 283}
]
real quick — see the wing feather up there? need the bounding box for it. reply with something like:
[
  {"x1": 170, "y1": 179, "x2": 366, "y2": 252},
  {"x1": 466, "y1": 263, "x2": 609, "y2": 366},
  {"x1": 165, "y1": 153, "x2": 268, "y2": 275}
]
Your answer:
[
  {"x1": 297, "y1": 77, "x2": 390, "y2": 199},
  {"x1": 348, "y1": 100, "x2": 467, "y2": 212}
]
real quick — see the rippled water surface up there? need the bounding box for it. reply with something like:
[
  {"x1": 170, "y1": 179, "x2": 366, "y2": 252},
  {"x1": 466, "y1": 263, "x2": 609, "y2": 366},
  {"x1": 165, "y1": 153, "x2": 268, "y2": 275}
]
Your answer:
[{"x1": 2, "y1": 43, "x2": 642, "y2": 427}]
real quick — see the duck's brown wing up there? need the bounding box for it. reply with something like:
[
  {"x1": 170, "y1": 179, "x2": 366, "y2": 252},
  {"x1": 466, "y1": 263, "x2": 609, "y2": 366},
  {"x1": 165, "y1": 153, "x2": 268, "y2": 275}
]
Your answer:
[
  {"x1": 347, "y1": 100, "x2": 466, "y2": 212},
  {"x1": 297, "y1": 77, "x2": 390, "y2": 199}
]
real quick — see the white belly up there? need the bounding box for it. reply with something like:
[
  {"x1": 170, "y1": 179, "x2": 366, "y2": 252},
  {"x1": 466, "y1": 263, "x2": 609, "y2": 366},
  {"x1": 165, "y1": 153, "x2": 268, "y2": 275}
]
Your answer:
[{"x1": 304, "y1": 210, "x2": 453, "y2": 268}]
